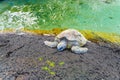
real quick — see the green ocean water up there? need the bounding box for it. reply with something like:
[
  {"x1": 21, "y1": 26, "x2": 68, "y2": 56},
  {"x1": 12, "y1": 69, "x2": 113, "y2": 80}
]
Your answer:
[{"x1": 0, "y1": 0, "x2": 120, "y2": 34}]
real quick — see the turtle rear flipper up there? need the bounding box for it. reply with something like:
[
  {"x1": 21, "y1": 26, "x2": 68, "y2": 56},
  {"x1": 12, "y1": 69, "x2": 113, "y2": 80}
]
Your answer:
[{"x1": 44, "y1": 41, "x2": 58, "y2": 48}]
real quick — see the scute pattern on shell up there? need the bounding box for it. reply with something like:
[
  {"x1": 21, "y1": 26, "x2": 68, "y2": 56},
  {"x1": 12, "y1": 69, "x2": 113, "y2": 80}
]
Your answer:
[
  {"x1": 56, "y1": 29, "x2": 78, "y2": 40},
  {"x1": 55, "y1": 29, "x2": 87, "y2": 46}
]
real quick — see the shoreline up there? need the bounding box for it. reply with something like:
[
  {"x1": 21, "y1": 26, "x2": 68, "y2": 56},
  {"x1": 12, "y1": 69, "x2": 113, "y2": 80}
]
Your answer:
[{"x1": 0, "y1": 28, "x2": 120, "y2": 44}]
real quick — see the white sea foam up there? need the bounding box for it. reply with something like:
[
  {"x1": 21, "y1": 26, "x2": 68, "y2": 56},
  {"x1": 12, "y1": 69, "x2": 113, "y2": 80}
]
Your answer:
[{"x1": 0, "y1": 10, "x2": 37, "y2": 33}]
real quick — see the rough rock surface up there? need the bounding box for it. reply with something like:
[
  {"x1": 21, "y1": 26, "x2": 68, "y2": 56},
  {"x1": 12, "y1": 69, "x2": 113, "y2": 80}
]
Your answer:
[{"x1": 0, "y1": 33, "x2": 120, "y2": 80}]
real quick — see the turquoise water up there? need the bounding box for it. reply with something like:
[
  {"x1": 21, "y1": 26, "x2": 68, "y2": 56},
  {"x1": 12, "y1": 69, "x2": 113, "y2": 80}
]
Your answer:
[
  {"x1": 0, "y1": 0, "x2": 120, "y2": 34},
  {"x1": 62, "y1": 3, "x2": 120, "y2": 34}
]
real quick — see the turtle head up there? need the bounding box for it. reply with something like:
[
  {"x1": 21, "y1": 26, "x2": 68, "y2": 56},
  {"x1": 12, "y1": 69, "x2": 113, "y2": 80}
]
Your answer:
[{"x1": 57, "y1": 39, "x2": 67, "y2": 51}]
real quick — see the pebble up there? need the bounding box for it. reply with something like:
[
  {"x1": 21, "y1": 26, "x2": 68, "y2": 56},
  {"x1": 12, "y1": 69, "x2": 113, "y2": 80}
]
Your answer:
[{"x1": 0, "y1": 78, "x2": 2, "y2": 80}]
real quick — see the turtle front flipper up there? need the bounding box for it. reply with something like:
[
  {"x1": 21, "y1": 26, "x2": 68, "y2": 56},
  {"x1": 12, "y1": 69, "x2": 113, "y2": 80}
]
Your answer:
[
  {"x1": 71, "y1": 46, "x2": 88, "y2": 54},
  {"x1": 44, "y1": 41, "x2": 58, "y2": 48}
]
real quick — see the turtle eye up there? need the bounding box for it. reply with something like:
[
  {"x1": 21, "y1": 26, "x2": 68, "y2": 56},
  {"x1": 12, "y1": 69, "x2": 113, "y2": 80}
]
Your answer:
[{"x1": 58, "y1": 47, "x2": 64, "y2": 51}]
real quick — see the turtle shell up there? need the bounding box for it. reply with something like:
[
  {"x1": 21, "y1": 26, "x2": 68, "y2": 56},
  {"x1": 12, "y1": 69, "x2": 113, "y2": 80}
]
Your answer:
[{"x1": 55, "y1": 29, "x2": 87, "y2": 46}]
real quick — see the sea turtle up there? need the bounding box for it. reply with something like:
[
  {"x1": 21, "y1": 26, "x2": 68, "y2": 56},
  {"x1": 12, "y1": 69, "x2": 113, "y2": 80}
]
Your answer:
[{"x1": 44, "y1": 29, "x2": 88, "y2": 54}]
